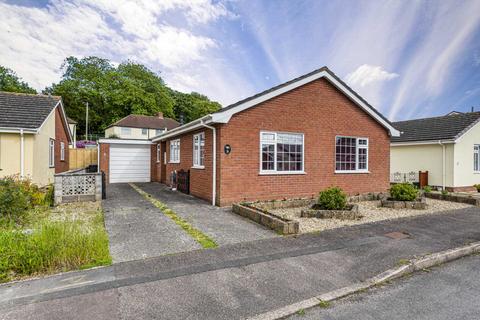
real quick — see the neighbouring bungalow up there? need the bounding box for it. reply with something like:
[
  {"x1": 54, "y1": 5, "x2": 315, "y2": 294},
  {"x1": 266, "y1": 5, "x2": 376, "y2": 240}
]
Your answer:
[
  {"x1": 104, "y1": 113, "x2": 180, "y2": 140},
  {"x1": 100, "y1": 66, "x2": 400, "y2": 205},
  {"x1": 391, "y1": 111, "x2": 480, "y2": 192},
  {"x1": 0, "y1": 91, "x2": 73, "y2": 186}
]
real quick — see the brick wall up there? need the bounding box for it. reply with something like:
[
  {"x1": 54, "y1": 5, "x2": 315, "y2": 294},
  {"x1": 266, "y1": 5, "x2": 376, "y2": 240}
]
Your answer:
[
  {"x1": 99, "y1": 143, "x2": 110, "y2": 183},
  {"x1": 158, "y1": 78, "x2": 391, "y2": 206},
  {"x1": 54, "y1": 107, "x2": 70, "y2": 173},
  {"x1": 217, "y1": 78, "x2": 391, "y2": 205}
]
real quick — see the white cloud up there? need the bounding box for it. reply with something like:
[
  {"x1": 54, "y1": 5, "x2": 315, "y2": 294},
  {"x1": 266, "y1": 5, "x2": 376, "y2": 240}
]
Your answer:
[
  {"x1": 0, "y1": 0, "x2": 231, "y2": 100},
  {"x1": 345, "y1": 65, "x2": 399, "y2": 87}
]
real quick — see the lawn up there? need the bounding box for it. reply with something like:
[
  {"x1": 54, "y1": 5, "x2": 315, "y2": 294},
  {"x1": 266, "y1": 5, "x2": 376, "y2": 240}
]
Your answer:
[{"x1": 0, "y1": 201, "x2": 112, "y2": 283}]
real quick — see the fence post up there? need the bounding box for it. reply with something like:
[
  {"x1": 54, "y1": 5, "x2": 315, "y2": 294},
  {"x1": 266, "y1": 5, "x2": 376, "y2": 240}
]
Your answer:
[{"x1": 95, "y1": 173, "x2": 102, "y2": 201}]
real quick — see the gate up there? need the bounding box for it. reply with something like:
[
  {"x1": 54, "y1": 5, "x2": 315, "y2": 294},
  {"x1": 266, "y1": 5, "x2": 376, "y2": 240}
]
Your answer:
[{"x1": 177, "y1": 169, "x2": 190, "y2": 194}]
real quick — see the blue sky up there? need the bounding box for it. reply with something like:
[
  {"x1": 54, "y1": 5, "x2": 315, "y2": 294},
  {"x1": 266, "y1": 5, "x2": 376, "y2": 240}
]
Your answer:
[{"x1": 1, "y1": 0, "x2": 480, "y2": 121}]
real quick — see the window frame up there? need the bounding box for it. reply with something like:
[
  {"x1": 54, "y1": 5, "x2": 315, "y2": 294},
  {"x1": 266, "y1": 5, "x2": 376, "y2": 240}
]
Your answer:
[
  {"x1": 141, "y1": 128, "x2": 148, "y2": 135},
  {"x1": 169, "y1": 139, "x2": 180, "y2": 163},
  {"x1": 60, "y1": 141, "x2": 65, "y2": 161},
  {"x1": 334, "y1": 136, "x2": 369, "y2": 174},
  {"x1": 121, "y1": 127, "x2": 131, "y2": 135},
  {"x1": 474, "y1": 145, "x2": 480, "y2": 172},
  {"x1": 192, "y1": 132, "x2": 205, "y2": 169},
  {"x1": 156, "y1": 129, "x2": 164, "y2": 136},
  {"x1": 156, "y1": 144, "x2": 161, "y2": 163},
  {"x1": 259, "y1": 131, "x2": 305, "y2": 175},
  {"x1": 49, "y1": 138, "x2": 55, "y2": 168}
]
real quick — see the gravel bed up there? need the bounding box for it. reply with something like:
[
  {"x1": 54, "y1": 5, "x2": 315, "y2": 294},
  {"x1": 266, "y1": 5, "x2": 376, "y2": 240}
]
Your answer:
[{"x1": 270, "y1": 198, "x2": 472, "y2": 234}]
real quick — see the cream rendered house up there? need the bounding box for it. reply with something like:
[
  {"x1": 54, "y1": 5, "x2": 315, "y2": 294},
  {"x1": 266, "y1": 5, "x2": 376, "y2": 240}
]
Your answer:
[
  {"x1": 0, "y1": 92, "x2": 73, "y2": 186},
  {"x1": 391, "y1": 111, "x2": 480, "y2": 191},
  {"x1": 105, "y1": 113, "x2": 179, "y2": 140}
]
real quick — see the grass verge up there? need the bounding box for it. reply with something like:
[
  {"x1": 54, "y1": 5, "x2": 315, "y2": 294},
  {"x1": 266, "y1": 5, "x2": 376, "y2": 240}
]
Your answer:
[
  {"x1": 130, "y1": 183, "x2": 218, "y2": 249},
  {"x1": 0, "y1": 203, "x2": 112, "y2": 283}
]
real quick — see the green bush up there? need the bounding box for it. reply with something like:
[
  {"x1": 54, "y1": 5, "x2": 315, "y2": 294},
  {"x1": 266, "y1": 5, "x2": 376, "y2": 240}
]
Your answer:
[
  {"x1": 474, "y1": 184, "x2": 480, "y2": 193},
  {"x1": 390, "y1": 183, "x2": 418, "y2": 201},
  {"x1": 317, "y1": 187, "x2": 347, "y2": 210},
  {"x1": 422, "y1": 185, "x2": 432, "y2": 193},
  {"x1": 441, "y1": 189, "x2": 449, "y2": 195},
  {"x1": 0, "y1": 220, "x2": 111, "y2": 282}
]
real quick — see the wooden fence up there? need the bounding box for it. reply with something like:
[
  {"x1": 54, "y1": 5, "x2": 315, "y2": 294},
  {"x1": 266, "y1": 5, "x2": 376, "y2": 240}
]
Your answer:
[{"x1": 69, "y1": 148, "x2": 98, "y2": 170}]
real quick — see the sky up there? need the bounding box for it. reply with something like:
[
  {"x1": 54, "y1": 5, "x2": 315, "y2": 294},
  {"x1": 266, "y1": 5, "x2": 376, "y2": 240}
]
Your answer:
[{"x1": 1, "y1": 0, "x2": 480, "y2": 121}]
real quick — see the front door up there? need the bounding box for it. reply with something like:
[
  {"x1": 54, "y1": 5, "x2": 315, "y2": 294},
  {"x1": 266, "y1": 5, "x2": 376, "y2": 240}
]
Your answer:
[{"x1": 160, "y1": 142, "x2": 167, "y2": 183}]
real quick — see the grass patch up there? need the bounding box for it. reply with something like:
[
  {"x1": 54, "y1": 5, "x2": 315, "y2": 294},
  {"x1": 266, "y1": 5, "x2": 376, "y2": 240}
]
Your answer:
[
  {"x1": 130, "y1": 183, "x2": 218, "y2": 249},
  {"x1": 397, "y1": 258, "x2": 411, "y2": 266},
  {"x1": 297, "y1": 308, "x2": 305, "y2": 315},
  {"x1": 318, "y1": 300, "x2": 331, "y2": 308},
  {"x1": 0, "y1": 203, "x2": 112, "y2": 283}
]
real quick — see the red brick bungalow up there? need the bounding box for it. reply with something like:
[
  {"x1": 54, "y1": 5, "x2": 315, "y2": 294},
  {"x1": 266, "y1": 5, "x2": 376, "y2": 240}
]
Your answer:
[{"x1": 150, "y1": 67, "x2": 400, "y2": 206}]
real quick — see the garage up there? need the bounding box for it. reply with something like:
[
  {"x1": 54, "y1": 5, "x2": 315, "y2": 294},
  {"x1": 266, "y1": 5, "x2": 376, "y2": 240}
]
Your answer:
[{"x1": 99, "y1": 140, "x2": 151, "y2": 183}]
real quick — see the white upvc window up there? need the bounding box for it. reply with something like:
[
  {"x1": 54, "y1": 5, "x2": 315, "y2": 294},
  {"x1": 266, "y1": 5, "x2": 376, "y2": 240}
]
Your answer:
[
  {"x1": 193, "y1": 132, "x2": 205, "y2": 168},
  {"x1": 335, "y1": 136, "x2": 369, "y2": 173},
  {"x1": 142, "y1": 128, "x2": 148, "y2": 135},
  {"x1": 60, "y1": 142, "x2": 65, "y2": 161},
  {"x1": 169, "y1": 139, "x2": 180, "y2": 163},
  {"x1": 260, "y1": 131, "x2": 304, "y2": 174},
  {"x1": 156, "y1": 129, "x2": 165, "y2": 136},
  {"x1": 121, "y1": 127, "x2": 131, "y2": 135},
  {"x1": 49, "y1": 139, "x2": 55, "y2": 167},
  {"x1": 156, "y1": 144, "x2": 161, "y2": 163},
  {"x1": 474, "y1": 145, "x2": 480, "y2": 172}
]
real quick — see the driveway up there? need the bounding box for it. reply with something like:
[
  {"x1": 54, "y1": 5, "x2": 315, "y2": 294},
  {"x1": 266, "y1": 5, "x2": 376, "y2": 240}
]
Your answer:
[
  {"x1": 103, "y1": 183, "x2": 276, "y2": 262},
  {"x1": 135, "y1": 183, "x2": 277, "y2": 246},
  {"x1": 103, "y1": 184, "x2": 201, "y2": 262}
]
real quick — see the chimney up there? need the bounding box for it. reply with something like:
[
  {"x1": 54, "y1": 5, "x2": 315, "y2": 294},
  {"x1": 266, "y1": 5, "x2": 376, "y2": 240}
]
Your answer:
[{"x1": 157, "y1": 112, "x2": 163, "y2": 119}]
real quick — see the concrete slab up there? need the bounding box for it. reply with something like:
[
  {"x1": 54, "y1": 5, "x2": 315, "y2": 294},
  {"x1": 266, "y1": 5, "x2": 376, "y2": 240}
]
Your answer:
[
  {"x1": 102, "y1": 183, "x2": 201, "y2": 262},
  {"x1": 135, "y1": 183, "x2": 278, "y2": 245}
]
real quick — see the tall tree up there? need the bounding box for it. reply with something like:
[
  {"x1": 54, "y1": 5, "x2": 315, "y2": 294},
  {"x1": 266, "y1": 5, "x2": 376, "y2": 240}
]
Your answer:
[
  {"x1": 0, "y1": 66, "x2": 36, "y2": 94},
  {"x1": 169, "y1": 89, "x2": 221, "y2": 124}
]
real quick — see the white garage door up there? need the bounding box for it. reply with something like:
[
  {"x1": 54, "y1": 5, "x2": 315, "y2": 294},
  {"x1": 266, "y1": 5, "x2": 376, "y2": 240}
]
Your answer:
[{"x1": 109, "y1": 144, "x2": 151, "y2": 183}]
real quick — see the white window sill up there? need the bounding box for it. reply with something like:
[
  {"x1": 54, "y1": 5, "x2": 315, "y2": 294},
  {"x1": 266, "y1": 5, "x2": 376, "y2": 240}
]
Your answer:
[
  {"x1": 259, "y1": 171, "x2": 306, "y2": 175},
  {"x1": 192, "y1": 165, "x2": 205, "y2": 170},
  {"x1": 335, "y1": 170, "x2": 370, "y2": 174},
  {"x1": 169, "y1": 161, "x2": 180, "y2": 164}
]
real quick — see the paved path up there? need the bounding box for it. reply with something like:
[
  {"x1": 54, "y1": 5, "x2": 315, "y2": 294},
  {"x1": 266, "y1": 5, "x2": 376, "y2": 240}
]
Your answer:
[
  {"x1": 1, "y1": 206, "x2": 480, "y2": 319},
  {"x1": 135, "y1": 182, "x2": 277, "y2": 246},
  {"x1": 289, "y1": 254, "x2": 480, "y2": 319},
  {"x1": 103, "y1": 184, "x2": 200, "y2": 262}
]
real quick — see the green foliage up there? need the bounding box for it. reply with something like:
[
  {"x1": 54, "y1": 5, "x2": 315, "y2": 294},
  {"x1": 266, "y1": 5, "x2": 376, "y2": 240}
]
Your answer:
[
  {"x1": 107, "y1": 133, "x2": 120, "y2": 139},
  {"x1": 318, "y1": 300, "x2": 331, "y2": 308},
  {"x1": 390, "y1": 183, "x2": 418, "y2": 201},
  {"x1": 422, "y1": 185, "x2": 432, "y2": 193},
  {"x1": 0, "y1": 220, "x2": 111, "y2": 282},
  {"x1": 44, "y1": 56, "x2": 221, "y2": 137},
  {"x1": 0, "y1": 66, "x2": 36, "y2": 94},
  {"x1": 441, "y1": 189, "x2": 449, "y2": 195},
  {"x1": 43, "y1": 184, "x2": 55, "y2": 207},
  {"x1": 474, "y1": 184, "x2": 480, "y2": 192},
  {"x1": 317, "y1": 187, "x2": 347, "y2": 210}
]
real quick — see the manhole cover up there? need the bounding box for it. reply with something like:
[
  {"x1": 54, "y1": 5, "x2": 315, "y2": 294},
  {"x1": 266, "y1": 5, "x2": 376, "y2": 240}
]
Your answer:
[{"x1": 384, "y1": 231, "x2": 411, "y2": 240}]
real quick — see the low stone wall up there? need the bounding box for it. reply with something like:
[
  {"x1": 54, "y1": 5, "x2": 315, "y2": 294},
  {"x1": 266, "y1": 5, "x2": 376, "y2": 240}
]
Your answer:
[
  {"x1": 301, "y1": 204, "x2": 360, "y2": 220},
  {"x1": 380, "y1": 198, "x2": 427, "y2": 210},
  {"x1": 348, "y1": 192, "x2": 388, "y2": 203},
  {"x1": 232, "y1": 203, "x2": 299, "y2": 235},
  {"x1": 425, "y1": 192, "x2": 480, "y2": 206},
  {"x1": 54, "y1": 171, "x2": 102, "y2": 204},
  {"x1": 252, "y1": 198, "x2": 315, "y2": 210}
]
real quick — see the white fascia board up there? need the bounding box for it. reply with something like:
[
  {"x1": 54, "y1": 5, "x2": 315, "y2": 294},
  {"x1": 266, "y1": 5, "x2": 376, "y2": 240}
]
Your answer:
[
  {"x1": 98, "y1": 139, "x2": 153, "y2": 145},
  {"x1": 210, "y1": 71, "x2": 400, "y2": 136},
  {"x1": 37, "y1": 100, "x2": 74, "y2": 144},
  {"x1": 454, "y1": 118, "x2": 480, "y2": 143},
  {"x1": 0, "y1": 127, "x2": 37, "y2": 133},
  {"x1": 151, "y1": 115, "x2": 212, "y2": 142},
  {"x1": 391, "y1": 140, "x2": 455, "y2": 146}
]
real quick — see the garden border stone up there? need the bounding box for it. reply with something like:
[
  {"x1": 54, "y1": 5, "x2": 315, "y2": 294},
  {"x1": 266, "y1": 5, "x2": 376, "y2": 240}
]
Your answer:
[
  {"x1": 425, "y1": 192, "x2": 480, "y2": 206},
  {"x1": 232, "y1": 203, "x2": 299, "y2": 234},
  {"x1": 380, "y1": 197, "x2": 427, "y2": 210},
  {"x1": 300, "y1": 204, "x2": 360, "y2": 220}
]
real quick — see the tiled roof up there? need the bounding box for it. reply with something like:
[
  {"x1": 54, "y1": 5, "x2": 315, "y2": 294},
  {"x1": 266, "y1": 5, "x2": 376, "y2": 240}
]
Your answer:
[
  {"x1": 0, "y1": 91, "x2": 60, "y2": 129},
  {"x1": 108, "y1": 114, "x2": 180, "y2": 130},
  {"x1": 391, "y1": 112, "x2": 480, "y2": 143}
]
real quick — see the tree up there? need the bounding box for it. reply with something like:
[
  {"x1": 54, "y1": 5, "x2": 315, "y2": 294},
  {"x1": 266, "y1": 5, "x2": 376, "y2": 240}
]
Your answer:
[
  {"x1": 0, "y1": 66, "x2": 36, "y2": 94},
  {"x1": 45, "y1": 56, "x2": 221, "y2": 137}
]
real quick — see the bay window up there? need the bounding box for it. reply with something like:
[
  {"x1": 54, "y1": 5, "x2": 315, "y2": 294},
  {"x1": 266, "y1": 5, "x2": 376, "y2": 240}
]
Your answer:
[
  {"x1": 335, "y1": 136, "x2": 368, "y2": 172},
  {"x1": 260, "y1": 131, "x2": 304, "y2": 173},
  {"x1": 169, "y1": 139, "x2": 180, "y2": 163},
  {"x1": 193, "y1": 132, "x2": 205, "y2": 168}
]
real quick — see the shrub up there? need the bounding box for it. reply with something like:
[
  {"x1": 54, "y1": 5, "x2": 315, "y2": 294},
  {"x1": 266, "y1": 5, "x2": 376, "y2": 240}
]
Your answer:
[
  {"x1": 390, "y1": 183, "x2": 418, "y2": 201},
  {"x1": 0, "y1": 176, "x2": 31, "y2": 223},
  {"x1": 422, "y1": 185, "x2": 432, "y2": 193},
  {"x1": 474, "y1": 184, "x2": 480, "y2": 192},
  {"x1": 107, "y1": 134, "x2": 120, "y2": 139},
  {"x1": 317, "y1": 187, "x2": 347, "y2": 210},
  {"x1": 441, "y1": 189, "x2": 449, "y2": 195}
]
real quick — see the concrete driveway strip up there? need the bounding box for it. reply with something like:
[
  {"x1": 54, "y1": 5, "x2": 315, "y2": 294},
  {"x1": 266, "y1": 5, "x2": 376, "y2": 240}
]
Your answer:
[
  {"x1": 135, "y1": 183, "x2": 278, "y2": 246},
  {"x1": 103, "y1": 183, "x2": 201, "y2": 262}
]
